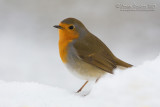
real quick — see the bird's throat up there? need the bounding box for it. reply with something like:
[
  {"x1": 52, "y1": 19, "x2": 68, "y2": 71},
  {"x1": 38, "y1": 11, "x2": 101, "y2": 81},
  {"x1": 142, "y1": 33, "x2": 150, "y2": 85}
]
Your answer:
[{"x1": 58, "y1": 29, "x2": 77, "y2": 63}]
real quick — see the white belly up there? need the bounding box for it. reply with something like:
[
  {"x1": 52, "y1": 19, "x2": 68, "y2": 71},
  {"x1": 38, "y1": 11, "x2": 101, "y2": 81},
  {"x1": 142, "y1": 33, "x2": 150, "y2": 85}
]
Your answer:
[{"x1": 66, "y1": 58, "x2": 106, "y2": 80}]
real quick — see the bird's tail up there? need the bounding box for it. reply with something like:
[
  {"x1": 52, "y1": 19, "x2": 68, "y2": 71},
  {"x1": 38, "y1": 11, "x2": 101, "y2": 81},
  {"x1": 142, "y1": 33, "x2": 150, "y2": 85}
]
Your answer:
[{"x1": 115, "y1": 58, "x2": 133, "y2": 68}]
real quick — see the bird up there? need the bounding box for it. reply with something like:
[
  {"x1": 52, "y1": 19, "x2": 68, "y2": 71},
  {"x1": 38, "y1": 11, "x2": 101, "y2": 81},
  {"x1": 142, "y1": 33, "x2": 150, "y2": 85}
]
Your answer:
[{"x1": 54, "y1": 18, "x2": 132, "y2": 93}]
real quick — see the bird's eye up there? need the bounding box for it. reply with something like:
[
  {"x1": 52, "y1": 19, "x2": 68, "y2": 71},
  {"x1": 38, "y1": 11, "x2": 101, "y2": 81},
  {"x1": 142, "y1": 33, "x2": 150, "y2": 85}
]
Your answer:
[{"x1": 68, "y1": 25, "x2": 74, "y2": 30}]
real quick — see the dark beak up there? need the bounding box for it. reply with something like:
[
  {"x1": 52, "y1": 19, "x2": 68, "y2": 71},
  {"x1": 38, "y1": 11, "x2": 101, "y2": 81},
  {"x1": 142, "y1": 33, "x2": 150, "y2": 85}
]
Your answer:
[{"x1": 53, "y1": 25, "x2": 63, "y2": 29}]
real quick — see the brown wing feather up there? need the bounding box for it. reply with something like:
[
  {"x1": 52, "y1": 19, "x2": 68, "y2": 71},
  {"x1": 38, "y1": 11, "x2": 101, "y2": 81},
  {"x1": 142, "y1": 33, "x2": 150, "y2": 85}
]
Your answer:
[{"x1": 73, "y1": 33, "x2": 117, "y2": 74}]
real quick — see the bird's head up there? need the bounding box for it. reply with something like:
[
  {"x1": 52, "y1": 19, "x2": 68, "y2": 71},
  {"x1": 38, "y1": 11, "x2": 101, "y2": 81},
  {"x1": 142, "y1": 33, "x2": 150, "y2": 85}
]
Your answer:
[{"x1": 54, "y1": 18, "x2": 88, "y2": 41}]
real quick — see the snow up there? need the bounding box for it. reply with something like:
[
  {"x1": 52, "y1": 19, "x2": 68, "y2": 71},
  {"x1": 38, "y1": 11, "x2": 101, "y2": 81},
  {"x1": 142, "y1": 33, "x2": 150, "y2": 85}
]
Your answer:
[{"x1": 0, "y1": 55, "x2": 160, "y2": 107}]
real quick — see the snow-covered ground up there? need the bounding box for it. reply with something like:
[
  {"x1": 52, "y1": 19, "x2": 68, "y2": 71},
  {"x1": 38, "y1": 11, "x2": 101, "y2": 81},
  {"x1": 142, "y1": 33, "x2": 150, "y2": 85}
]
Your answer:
[{"x1": 0, "y1": 55, "x2": 159, "y2": 107}]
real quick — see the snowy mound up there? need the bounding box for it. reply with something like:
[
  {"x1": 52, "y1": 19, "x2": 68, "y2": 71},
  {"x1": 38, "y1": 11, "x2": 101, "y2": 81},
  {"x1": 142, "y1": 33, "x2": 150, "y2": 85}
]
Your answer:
[{"x1": 0, "y1": 55, "x2": 160, "y2": 107}]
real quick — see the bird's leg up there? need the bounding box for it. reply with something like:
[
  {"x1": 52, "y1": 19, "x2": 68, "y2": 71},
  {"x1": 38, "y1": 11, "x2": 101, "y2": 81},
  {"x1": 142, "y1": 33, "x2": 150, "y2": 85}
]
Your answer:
[
  {"x1": 77, "y1": 81, "x2": 88, "y2": 93},
  {"x1": 95, "y1": 77, "x2": 100, "y2": 83}
]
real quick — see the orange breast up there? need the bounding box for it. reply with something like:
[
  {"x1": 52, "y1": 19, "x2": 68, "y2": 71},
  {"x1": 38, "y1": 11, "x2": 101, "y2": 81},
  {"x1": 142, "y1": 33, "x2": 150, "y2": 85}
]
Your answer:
[
  {"x1": 59, "y1": 39, "x2": 71, "y2": 63},
  {"x1": 58, "y1": 27, "x2": 78, "y2": 63}
]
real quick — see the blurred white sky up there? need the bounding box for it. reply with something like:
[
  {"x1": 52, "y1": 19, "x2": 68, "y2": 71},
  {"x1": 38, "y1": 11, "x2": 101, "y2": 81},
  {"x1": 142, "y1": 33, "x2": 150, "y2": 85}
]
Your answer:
[{"x1": 0, "y1": 0, "x2": 160, "y2": 91}]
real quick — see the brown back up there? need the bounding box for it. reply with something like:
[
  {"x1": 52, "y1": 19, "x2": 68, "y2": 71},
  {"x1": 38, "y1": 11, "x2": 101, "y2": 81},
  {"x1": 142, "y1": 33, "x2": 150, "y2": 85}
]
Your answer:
[{"x1": 73, "y1": 32, "x2": 132, "y2": 74}]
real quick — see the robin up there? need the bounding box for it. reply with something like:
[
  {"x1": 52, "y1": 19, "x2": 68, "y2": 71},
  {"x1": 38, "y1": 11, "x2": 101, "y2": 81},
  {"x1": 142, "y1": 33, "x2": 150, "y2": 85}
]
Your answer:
[{"x1": 54, "y1": 18, "x2": 132, "y2": 93}]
